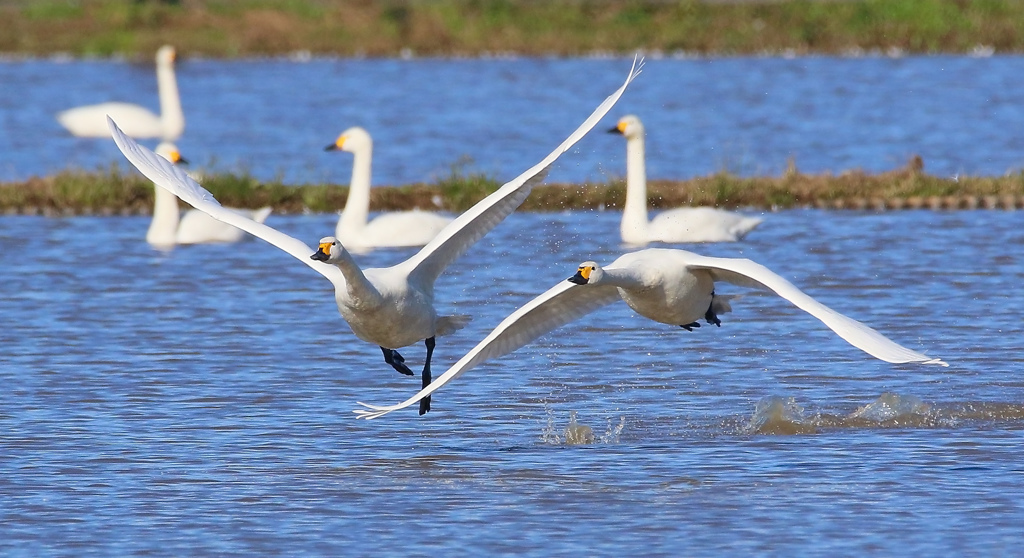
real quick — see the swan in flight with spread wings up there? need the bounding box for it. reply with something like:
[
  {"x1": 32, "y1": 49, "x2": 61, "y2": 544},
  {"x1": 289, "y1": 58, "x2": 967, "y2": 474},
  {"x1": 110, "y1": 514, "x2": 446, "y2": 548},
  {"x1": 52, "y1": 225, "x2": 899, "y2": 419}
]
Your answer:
[
  {"x1": 325, "y1": 126, "x2": 452, "y2": 250},
  {"x1": 147, "y1": 142, "x2": 272, "y2": 248},
  {"x1": 109, "y1": 57, "x2": 643, "y2": 415},
  {"x1": 609, "y1": 114, "x2": 762, "y2": 244},
  {"x1": 354, "y1": 247, "x2": 946, "y2": 419},
  {"x1": 59, "y1": 45, "x2": 184, "y2": 140}
]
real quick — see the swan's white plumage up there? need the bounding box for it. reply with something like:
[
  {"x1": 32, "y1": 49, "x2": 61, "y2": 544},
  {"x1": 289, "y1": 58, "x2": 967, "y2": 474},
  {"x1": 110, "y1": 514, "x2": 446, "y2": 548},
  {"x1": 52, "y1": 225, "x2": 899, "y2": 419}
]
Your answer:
[
  {"x1": 58, "y1": 45, "x2": 184, "y2": 140},
  {"x1": 147, "y1": 142, "x2": 272, "y2": 248},
  {"x1": 611, "y1": 114, "x2": 762, "y2": 244},
  {"x1": 109, "y1": 57, "x2": 643, "y2": 394},
  {"x1": 355, "y1": 247, "x2": 945, "y2": 419},
  {"x1": 327, "y1": 126, "x2": 452, "y2": 250}
]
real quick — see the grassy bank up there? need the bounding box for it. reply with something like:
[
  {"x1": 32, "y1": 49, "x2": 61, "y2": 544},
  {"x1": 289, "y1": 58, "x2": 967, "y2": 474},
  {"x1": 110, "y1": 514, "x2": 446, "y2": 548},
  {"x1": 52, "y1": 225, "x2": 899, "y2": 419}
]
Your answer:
[
  {"x1": 4, "y1": 160, "x2": 1024, "y2": 215},
  {"x1": 1, "y1": 0, "x2": 1022, "y2": 58}
]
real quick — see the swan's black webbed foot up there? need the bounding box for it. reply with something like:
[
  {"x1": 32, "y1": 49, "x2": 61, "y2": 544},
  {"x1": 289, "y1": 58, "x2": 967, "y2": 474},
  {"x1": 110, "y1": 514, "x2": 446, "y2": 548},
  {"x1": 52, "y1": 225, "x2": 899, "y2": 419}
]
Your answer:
[
  {"x1": 680, "y1": 322, "x2": 701, "y2": 331},
  {"x1": 705, "y1": 307, "x2": 722, "y2": 327},
  {"x1": 419, "y1": 337, "x2": 435, "y2": 415},
  {"x1": 381, "y1": 347, "x2": 414, "y2": 376}
]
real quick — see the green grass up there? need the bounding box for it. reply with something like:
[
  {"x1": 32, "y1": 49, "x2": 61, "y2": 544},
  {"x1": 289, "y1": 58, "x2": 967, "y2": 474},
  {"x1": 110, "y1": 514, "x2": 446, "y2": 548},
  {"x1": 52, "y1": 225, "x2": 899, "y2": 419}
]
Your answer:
[
  {"x1": 2, "y1": 0, "x2": 1023, "y2": 57},
  {"x1": 5, "y1": 162, "x2": 1024, "y2": 215}
]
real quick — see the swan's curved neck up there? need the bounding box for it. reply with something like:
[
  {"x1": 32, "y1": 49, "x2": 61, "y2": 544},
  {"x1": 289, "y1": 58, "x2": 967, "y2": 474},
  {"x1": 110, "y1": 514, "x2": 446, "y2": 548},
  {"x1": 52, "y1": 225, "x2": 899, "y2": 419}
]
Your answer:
[
  {"x1": 338, "y1": 143, "x2": 373, "y2": 237},
  {"x1": 621, "y1": 133, "x2": 649, "y2": 243},
  {"x1": 332, "y1": 250, "x2": 384, "y2": 308},
  {"x1": 147, "y1": 186, "x2": 179, "y2": 246},
  {"x1": 157, "y1": 58, "x2": 184, "y2": 140}
]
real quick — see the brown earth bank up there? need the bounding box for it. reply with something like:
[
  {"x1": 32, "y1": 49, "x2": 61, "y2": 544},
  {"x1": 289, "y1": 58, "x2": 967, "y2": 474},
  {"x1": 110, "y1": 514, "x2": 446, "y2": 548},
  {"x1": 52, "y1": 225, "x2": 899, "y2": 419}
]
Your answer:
[{"x1": 3, "y1": 158, "x2": 1024, "y2": 215}]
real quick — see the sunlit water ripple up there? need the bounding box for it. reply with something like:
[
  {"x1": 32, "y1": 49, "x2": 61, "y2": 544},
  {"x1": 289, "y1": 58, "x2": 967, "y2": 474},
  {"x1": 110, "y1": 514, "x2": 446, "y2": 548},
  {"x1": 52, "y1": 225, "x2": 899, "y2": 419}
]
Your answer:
[{"x1": 1, "y1": 208, "x2": 1023, "y2": 555}]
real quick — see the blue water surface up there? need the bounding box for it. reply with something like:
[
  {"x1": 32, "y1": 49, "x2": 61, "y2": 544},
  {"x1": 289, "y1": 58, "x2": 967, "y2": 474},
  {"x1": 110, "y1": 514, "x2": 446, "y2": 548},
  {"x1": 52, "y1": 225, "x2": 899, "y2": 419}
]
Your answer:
[{"x1": 1, "y1": 207, "x2": 1023, "y2": 556}]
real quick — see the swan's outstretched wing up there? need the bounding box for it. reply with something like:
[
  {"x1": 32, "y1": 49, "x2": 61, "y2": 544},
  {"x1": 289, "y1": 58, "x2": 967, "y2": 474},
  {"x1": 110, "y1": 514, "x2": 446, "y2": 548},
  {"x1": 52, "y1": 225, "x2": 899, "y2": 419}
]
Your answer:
[
  {"x1": 399, "y1": 57, "x2": 643, "y2": 286},
  {"x1": 108, "y1": 117, "x2": 345, "y2": 286},
  {"x1": 680, "y1": 253, "x2": 947, "y2": 366},
  {"x1": 354, "y1": 280, "x2": 622, "y2": 419}
]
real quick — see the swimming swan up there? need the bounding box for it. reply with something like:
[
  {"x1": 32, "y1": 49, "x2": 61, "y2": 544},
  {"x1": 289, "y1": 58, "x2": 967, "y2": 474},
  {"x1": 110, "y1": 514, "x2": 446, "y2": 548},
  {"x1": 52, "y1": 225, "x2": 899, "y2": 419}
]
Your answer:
[
  {"x1": 147, "y1": 142, "x2": 272, "y2": 248},
  {"x1": 58, "y1": 45, "x2": 184, "y2": 140},
  {"x1": 609, "y1": 114, "x2": 762, "y2": 244},
  {"x1": 354, "y1": 248, "x2": 946, "y2": 419},
  {"x1": 325, "y1": 126, "x2": 452, "y2": 249},
  {"x1": 109, "y1": 57, "x2": 643, "y2": 415}
]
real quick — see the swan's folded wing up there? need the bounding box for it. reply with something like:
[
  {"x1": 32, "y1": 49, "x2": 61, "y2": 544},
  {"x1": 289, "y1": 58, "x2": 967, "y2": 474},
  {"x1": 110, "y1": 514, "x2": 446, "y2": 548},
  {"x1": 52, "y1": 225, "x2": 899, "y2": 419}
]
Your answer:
[
  {"x1": 400, "y1": 57, "x2": 644, "y2": 286},
  {"x1": 354, "y1": 280, "x2": 621, "y2": 419},
  {"x1": 681, "y1": 253, "x2": 947, "y2": 366},
  {"x1": 108, "y1": 117, "x2": 345, "y2": 286}
]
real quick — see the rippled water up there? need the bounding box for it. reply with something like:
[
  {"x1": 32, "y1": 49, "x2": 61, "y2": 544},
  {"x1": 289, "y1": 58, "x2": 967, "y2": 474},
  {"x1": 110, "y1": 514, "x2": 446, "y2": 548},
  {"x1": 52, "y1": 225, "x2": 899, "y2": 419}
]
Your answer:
[
  {"x1": 2, "y1": 208, "x2": 1023, "y2": 555},
  {"x1": 3, "y1": 55, "x2": 1024, "y2": 185}
]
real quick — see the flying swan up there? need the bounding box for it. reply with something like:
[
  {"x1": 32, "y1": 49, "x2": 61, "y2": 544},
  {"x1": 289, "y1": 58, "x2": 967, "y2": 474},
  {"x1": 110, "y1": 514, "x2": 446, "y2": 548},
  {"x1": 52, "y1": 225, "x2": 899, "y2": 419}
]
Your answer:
[
  {"x1": 609, "y1": 114, "x2": 762, "y2": 244},
  {"x1": 147, "y1": 142, "x2": 272, "y2": 248},
  {"x1": 325, "y1": 126, "x2": 452, "y2": 250},
  {"x1": 109, "y1": 57, "x2": 643, "y2": 415},
  {"x1": 354, "y1": 248, "x2": 946, "y2": 419},
  {"x1": 58, "y1": 45, "x2": 184, "y2": 140}
]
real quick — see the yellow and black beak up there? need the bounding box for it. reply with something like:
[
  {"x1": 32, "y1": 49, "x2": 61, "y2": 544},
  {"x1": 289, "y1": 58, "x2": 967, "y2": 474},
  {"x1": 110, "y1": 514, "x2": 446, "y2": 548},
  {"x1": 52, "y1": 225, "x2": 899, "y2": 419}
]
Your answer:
[
  {"x1": 324, "y1": 137, "x2": 345, "y2": 151},
  {"x1": 607, "y1": 121, "x2": 626, "y2": 135},
  {"x1": 568, "y1": 266, "x2": 592, "y2": 285},
  {"x1": 172, "y1": 151, "x2": 189, "y2": 165},
  {"x1": 310, "y1": 242, "x2": 332, "y2": 261}
]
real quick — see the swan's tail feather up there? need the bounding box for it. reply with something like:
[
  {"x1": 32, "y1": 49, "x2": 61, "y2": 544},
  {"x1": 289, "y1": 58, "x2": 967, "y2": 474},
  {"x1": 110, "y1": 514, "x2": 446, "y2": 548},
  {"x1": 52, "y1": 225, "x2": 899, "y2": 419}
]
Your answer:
[
  {"x1": 711, "y1": 294, "x2": 740, "y2": 315},
  {"x1": 731, "y1": 217, "x2": 763, "y2": 240},
  {"x1": 436, "y1": 314, "x2": 472, "y2": 337},
  {"x1": 252, "y1": 206, "x2": 273, "y2": 224}
]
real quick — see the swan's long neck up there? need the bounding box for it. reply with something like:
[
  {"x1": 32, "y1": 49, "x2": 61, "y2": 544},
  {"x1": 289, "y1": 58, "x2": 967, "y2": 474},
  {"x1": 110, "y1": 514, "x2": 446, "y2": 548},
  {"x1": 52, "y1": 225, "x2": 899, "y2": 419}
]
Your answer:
[
  {"x1": 337, "y1": 143, "x2": 373, "y2": 238},
  {"x1": 332, "y1": 250, "x2": 384, "y2": 309},
  {"x1": 621, "y1": 133, "x2": 649, "y2": 243},
  {"x1": 147, "y1": 186, "x2": 180, "y2": 246},
  {"x1": 594, "y1": 267, "x2": 646, "y2": 291},
  {"x1": 157, "y1": 57, "x2": 184, "y2": 140}
]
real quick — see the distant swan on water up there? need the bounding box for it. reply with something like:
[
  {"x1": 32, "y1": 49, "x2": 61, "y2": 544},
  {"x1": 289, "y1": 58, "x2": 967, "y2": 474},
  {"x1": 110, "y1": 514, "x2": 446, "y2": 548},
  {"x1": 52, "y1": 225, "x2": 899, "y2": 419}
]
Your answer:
[
  {"x1": 147, "y1": 142, "x2": 271, "y2": 248},
  {"x1": 325, "y1": 126, "x2": 452, "y2": 250},
  {"x1": 110, "y1": 57, "x2": 643, "y2": 415},
  {"x1": 609, "y1": 114, "x2": 762, "y2": 244},
  {"x1": 354, "y1": 248, "x2": 946, "y2": 419},
  {"x1": 58, "y1": 45, "x2": 184, "y2": 140}
]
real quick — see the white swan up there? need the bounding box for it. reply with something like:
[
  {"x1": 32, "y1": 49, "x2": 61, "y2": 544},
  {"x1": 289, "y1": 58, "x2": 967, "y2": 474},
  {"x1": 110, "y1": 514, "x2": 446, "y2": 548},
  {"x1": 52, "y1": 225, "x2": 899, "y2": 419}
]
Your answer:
[
  {"x1": 147, "y1": 142, "x2": 272, "y2": 248},
  {"x1": 609, "y1": 114, "x2": 762, "y2": 244},
  {"x1": 109, "y1": 57, "x2": 643, "y2": 415},
  {"x1": 58, "y1": 45, "x2": 184, "y2": 140},
  {"x1": 325, "y1": 126, "x2": 452, "y2": 250},
  {"x1": 354, "y1": 248, "x2": 946, "y2": 419}
]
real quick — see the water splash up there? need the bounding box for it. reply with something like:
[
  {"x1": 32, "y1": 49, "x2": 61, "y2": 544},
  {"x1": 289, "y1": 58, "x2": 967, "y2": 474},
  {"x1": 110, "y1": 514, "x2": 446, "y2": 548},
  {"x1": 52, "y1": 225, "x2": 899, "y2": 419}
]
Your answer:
[
  {"x1": 848, "y1": 392, "x2": 931, "y2": 422},
  {"x1": 600, "y1": 416, "x2": 626, "y2": 444},
  {"x1": 564, "y1": 411, "x2": 595, "y2": 445},
  {"x1": 742, "y1": 396, "x2": 817, "y2": 435},
  {"x1": 540, "y1": 408, "x2": 626, "y2": 445}
]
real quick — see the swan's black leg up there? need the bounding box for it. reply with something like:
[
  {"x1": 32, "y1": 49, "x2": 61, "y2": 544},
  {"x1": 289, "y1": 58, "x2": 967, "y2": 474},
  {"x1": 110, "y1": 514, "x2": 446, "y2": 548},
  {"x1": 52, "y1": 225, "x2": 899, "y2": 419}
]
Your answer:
[
  {"x1": 381, "y1": 346, "x2": 414, "y2": 376},
  {"x1": 419, "y1": 337, "x2": 435, "y2": 415},
  {"x1": 680, "y1": 322, "x2": 701, "y2": 331},
  {"x1": 705, "y1": 292, "x2": 722, "y2": 327}
]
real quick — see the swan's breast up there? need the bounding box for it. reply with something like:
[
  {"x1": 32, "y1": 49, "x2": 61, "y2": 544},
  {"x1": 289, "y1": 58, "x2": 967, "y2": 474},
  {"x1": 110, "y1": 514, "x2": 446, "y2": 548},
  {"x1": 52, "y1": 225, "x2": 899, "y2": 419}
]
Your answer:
[
  {"x1": 619, "y1": 267, "x2": 714, "y2": 326},
  {"x1": 336, "y1": 278, "x2": 437, "y2": 349}
]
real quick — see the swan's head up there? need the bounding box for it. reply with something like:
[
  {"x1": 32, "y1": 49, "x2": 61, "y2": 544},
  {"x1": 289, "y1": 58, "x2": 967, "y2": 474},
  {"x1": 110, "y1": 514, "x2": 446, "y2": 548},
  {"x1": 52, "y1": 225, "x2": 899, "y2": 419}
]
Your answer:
[
  {"x1": 568, "y1": 261, "x2": 604, "y2": 285},
  {"x1": 325, "y1": 127, "x2": 371, "y2": 153},
  {"x1": 156, "y1": 45, "x2": 176, "y2": 65},
  {"x1": 607, "y1": 114, "x2": 644, "y2": 139},
  {"x1": 155, "y1": 142, "x2": 187, "y2": 165},
  {"x1": 310, "y1": 236, "x2": 348, "y2": 263}
]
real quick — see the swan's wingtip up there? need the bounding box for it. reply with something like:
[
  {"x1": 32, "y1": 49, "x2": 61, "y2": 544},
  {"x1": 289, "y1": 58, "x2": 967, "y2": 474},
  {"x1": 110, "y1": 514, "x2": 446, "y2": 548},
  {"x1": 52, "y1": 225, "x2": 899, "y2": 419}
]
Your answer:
[{"x1": 921, "y1": 357, "x2": 949, "y2": 367}]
